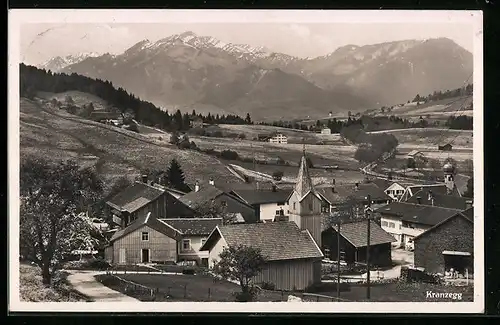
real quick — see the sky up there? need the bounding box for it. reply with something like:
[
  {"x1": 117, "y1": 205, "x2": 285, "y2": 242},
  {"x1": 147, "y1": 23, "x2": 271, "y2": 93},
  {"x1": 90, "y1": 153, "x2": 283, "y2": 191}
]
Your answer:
[{"x1": 20, "y1": 22, "x2": 474, "y2": 66}]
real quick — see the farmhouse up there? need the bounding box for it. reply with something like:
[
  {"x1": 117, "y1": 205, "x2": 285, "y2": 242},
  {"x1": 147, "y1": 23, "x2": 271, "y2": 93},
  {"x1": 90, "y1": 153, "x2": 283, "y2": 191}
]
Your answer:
[
  {"x1": 321, "y1": 220, "x2": 396, "y2": 267},
  {"x1": 89, "y1": 111, "x2": 122, "y2": 123},
  {"x1": 438, "y1": 143, "x2": 453, "y2": 151},
  {"x1": 406, "y1": 150, "x2": 426, "y2": 165},
  {"x1": 267, "y1": 133, "x2": 288, "y2": 144},
  {"x1": 374, "y1": 202, "x2": 462, "y2": 250},
  {"x1": 405, "y1": 189, "x2": 472, "y2": 210},
  {"x1": 200, "y1": 221, "x2": 324, "y2": 291},
  {"x1": 383, "y1": 182, "x2": 406, "y2": 201},
  {"x1": 320, "y1": 128, "x2": 331, "y2": 135},
  {"x1": 105, "y1": 179, "x2": 174, "y2": 228},
  {"x1": 229, "y1": 188, "x2": 292, "y2": 222},
  {"x1": 177, "y1": 184, "x2": 257, "y2": 223},
  {"x1": 159, "y1": 218, "x2": 222, "y2": 267},
  {"x1": 104, "y1": 212, "x2": 180, "y2": 265},
  {"x1": 413, "y1": 208, "x2": 473, "y2": 275}
]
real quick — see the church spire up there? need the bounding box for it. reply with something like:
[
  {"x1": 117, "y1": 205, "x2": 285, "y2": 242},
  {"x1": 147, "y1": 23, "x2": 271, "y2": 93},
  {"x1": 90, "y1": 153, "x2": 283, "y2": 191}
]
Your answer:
[{"x1": 295, "y1": 147, "x2": 315, "y2": 199}]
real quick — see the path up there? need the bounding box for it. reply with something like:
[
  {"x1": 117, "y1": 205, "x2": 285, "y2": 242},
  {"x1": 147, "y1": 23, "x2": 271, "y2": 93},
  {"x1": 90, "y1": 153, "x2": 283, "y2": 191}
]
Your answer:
[{"x1": 67, "y1": 270, "x2": 140, "y2": 302}]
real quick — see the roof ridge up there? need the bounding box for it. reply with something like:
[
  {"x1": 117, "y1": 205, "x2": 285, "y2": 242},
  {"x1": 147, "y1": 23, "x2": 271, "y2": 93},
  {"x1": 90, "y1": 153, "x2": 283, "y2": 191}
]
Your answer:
[{"x1": 160, "y1": 217, "x2": 223, "y2": 221}]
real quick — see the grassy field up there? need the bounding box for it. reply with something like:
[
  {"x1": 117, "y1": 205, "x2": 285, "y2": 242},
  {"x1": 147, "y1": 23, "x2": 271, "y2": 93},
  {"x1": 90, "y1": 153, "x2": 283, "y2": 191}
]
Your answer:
[
  {"x1": 97, "y1": 273, "x2": 285, "y2": 302},
  {"x1": 19, "y1": 263, "x2": 91, "y2": 302},
  {"x1": 379, "y1": 128, "x2": 474, "y2": 149},
  {"x1": 37, "y1": 91, "x2": 110, "y2": 111},
  {"x1": 20, "y1": 98, "x2": 241, "y2": 192}
]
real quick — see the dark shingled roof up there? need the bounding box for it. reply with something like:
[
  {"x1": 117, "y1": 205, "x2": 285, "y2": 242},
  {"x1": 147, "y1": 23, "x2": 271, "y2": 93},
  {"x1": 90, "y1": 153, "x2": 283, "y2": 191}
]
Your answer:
[
  {"x1": 159, "y1": 218, "x2": 222, "y2": 236},
  {"x1": 106, "y1": 181, "x2": 165, "y2": 213},
  {"x1": 375, "y1": 202, "x2": 462, "y2": 227},
  {"x1": 230, "y1": 189, "x2": 292, "y2": 205},
  {"x1": 201, "y1": 222, "x2": 323, "y2": 261},
  {"x1": 178, "y1": 186, "x2": 224, "y2": 210},
  {"x1": 413, "y1": 208, "x2": 474, "y2": 241},
  {"x1": 406, "y1": 189, "x2": 470, "y2": 210},
  {"x1": 330, "y1": 220, "x2": 397, "y2": 248},
  {"x1": 109, "y1": 212, "x2": 180, "y2": 243},
  {"x1": 317, "y1": 183, "x2": 391, "y2": 205}
]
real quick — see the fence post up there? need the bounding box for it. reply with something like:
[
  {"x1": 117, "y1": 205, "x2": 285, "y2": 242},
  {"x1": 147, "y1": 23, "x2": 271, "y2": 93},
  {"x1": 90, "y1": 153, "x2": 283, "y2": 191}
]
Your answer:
[{"x1": 184, "y1": 284, "x2": 187, "y2": 298}]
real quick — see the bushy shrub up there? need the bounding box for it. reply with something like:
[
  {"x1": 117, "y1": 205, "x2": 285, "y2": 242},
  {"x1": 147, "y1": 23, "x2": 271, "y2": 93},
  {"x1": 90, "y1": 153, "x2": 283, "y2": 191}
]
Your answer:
[
  {"x1": 233, "y1": 286, "x2": 260, "y2": 302},
  {"x1": 220, "y1": 150, "x2": 239, "y2": 160},
  {"x1": 182, "y1": 268, "x2": 196, "y2": 275},
  {"x1": 260, "y1": 281, "x2": 275, "y2": 290}
]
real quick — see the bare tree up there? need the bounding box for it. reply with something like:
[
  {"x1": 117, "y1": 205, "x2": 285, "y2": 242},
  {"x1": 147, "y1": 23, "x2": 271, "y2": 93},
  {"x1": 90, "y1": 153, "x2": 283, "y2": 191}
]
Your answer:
[{"x1": 196, "y1": 200, "x2": 238, "y2": 225}]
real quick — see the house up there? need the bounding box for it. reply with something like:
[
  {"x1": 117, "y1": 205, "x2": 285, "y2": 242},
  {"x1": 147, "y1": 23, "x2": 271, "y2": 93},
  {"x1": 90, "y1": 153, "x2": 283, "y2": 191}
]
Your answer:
[
  {"x1": 413, "y1": 208, "x2": 473, "y2": 275},
  {"x1": 321, "y1": 220, "x2": 396, "y2": 267},
  {"x1": 105, "y1": 179, "x2": 172, "y2": 228},
  {"x1": 159, "y1": 218, "x2": 222, "y2": 267},
  {"x1": 374, "y1": 202, "x2": 463, "y2": 250},
  {"x1": 405, "y1": 189, "x2": 472, "y2": 210},
  {"x1": 320, "y1": 128, "x2": 331, "y2": 135},
  {"x1": 383, "y1": 182, "x2": 406, "y2": 201},
  {"x1": 229, "y1": 188, "x2": 292, "y2": 222},
  {"x1": 177, "y1": 183, "x2": 257, "y2": 223},
  {"x1": 438, "y1": 143, "x2": 453, "y2": 151},
  {"x1": 286, "y1": 150, "x2": 326, "y2": 246},
  {"x1": 316, "y1": 182, "x2": 392, "y2": 220},
  {"x1": 406, "y1": 150, "x2": 426, "y2": 165},
  {"x1": 268, "y1": 133, "x2": 288, "y2": 144},
  {"x1": 399, "y1": 183, "x2": 461, "y2": 202},
  {"x1": 191, "y1": 117, "x2": 204, "y2": 128},
  {"x1": 89, "y1": 111, "x2": 122, "y2": 123},
  {"x1": 104, "y1": 212, "x2": 180, "y2": 265},
  {"x1": 200, "y1": 221, "x2": 324, "y2": 291}
]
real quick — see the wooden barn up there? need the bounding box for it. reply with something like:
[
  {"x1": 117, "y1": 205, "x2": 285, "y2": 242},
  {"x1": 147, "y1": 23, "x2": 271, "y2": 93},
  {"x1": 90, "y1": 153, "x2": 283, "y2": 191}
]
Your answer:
[
  {"x1": 200, "y1": 221, "x2": 324, "y2": 291},
  {"x1": 104, "y1": 212, "x2": 180, "y2": 265},
  {"x1": 321, "y1": 220, "x2": 396, "y2": 267},
  {"x1": 413, "y1": 208, "x2": 473, "y2": 275},
  {"x1": 438, "y1": 143, "x2": 453, "y2": 151}
]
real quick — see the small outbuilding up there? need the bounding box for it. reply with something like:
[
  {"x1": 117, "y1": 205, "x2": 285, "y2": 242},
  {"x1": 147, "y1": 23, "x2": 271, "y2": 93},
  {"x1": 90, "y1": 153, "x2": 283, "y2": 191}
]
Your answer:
[{"x1": 438, "y1": 143, "x2": 453, "y2": 151}]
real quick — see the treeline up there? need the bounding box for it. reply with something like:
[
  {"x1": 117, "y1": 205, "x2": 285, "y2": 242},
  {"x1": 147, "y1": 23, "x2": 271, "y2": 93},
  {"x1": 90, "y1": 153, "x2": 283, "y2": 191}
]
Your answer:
[
  {"x1": 19, "y1": 64, "x2": 252, "y2": 132},
  {"x1": 259, "y1": 117, "x2": 363, "y2": 133},
  {"x1": 411, "y1": 83, "x2": 473, "y2": 104},
  {"x1": 340, "y1": 125, "x2": 399, "y2": 164},
  {"x1": 445, "y1": 115, "x2": 473, "y2": 130}
]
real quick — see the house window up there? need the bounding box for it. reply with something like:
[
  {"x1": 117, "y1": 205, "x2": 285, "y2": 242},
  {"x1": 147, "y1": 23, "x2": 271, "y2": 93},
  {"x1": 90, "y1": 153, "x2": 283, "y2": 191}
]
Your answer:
[
  {"x1": 276, "y1": 210, "x2": 284, "y2": 216},
  {"x1": 141, "y1": 232, "x2": 149, "y2": 241},
  {"x1": 399, "y1": 224, "x2": 402, "y2": 230},
  {"x1": 309, "y1": 203, "x2": 313, "y2": 211},
  {"x1": 182, "y1": 239, "x2": 191, "y2": 251},
  {"x1": 293, "y1": 202, "x2": 296, "y2": 210},
  {"x1": 388, "y1": 222, "x2": 396, "y2": 228},
  {"x1": 381, "y1": 221, "x2": 388, "y2": 227}
]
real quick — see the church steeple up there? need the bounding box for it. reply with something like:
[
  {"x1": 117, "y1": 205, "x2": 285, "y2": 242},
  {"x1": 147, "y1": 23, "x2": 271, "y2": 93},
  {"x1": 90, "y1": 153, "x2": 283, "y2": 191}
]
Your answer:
[{"x1": 294, "y1": 146, "x2": 315, "y2": 200}]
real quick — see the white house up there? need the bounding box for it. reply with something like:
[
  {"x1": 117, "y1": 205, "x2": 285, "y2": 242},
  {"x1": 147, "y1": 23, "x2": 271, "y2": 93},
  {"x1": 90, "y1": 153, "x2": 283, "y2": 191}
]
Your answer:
[
  {"x1": 159, "y1": 218, "x2": 222, "y2": 267},
  {"x1": 268, "y1": 133, "x2": 288, "y2": 144},
  {"x1": 321, "y1": 128, "x2": 331, "y2": 135},
  {"x1": 229, "y1": 188, "x2": 292, "y2": 222},
  {"x1": 384, "y1": 182, "x2": 406, "y2": 201},
  {"x1": 375, "y1": 202, "x2": 462, "y2": 250}
]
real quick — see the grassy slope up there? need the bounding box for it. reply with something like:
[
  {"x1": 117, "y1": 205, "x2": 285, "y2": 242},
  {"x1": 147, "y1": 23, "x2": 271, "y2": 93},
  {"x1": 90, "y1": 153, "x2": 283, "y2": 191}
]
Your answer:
[
  {"x1": 19, "y1": 263, "x2": 90, "y2": 302},
  {"x1": 20, "y1": 98, "x2": 241, "y2": 191},
  {"x1": 38, "y1": 91, "x2": 110, "y2": 111}
]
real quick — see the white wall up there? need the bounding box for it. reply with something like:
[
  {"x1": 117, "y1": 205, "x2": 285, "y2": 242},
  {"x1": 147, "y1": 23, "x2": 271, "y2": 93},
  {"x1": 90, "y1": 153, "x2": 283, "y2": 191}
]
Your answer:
[
  {"x1": 259, "y1": 202, "x2": 289, "y2": 221},
  {"x1": 380, "y1": 216, "x2": 403, "y2": 245},
  {"x1": 208, "y1": 234, "x2": 228, "y2": 268},
  {"x1": 178, "y1": 235, "x2": 209, "y2": 260}
]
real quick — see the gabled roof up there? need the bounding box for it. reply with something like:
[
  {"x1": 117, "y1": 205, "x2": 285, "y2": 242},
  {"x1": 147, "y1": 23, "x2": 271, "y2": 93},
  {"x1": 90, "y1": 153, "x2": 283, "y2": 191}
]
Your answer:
[
  {"x1": 317, "y1": 183, "x2": 391, "y2": 205},
  {"x1": 177, "y1": 186, "x2": 225, "y2": 210},
  {"x1": 400, "y1": 183, "x2": 461, "y2": 201},
  {"x1": 159, "y1": 218, "x2": 223, "y2": 236},
  {"x1": 407, "y1": 150, "x2": 424, "y2": 157},
  {"x1": 406, "y1": 189, "x2": 470, "y2": 210},
  {"x1": 200, "y1": 221, "x2": 323, "y2": 262},
  {"x1": 375, "y1": 202, "x2": 462, "y2": 227},
  {"x1": 230, "y1": 189, "x2": 292, "y2": 205},
  {"x1": 109, "y1": 212, "x2": 180, "y2": 243},
  {"x1": 106, "y1": 181, "x2": 166, "y2": 214},
  {"x1": 328, "y1": 220, "x2": 397, "y2": 248},
  {"x1": 413, "y1": 208, "x2": 474, "y2": 241}
]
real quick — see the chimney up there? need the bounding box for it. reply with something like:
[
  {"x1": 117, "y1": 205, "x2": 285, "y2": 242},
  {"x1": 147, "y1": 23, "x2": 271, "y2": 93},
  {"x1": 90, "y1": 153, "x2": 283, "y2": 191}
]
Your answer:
[
  {"x1": 416, "y1": 196, "x2": 422, "y2": 204},
  {"x1": 466, "y1": 200, "x2": 473, "y2": 210},
  {"x1": 209, "y1": 178, "x2": 215, "y2": 186},
  {"x1": 141, "y1": 175, "x2": 148, "y2": 183},
  {"x1": 195, "y1": 181, "x2": 200, "y2": 192}
]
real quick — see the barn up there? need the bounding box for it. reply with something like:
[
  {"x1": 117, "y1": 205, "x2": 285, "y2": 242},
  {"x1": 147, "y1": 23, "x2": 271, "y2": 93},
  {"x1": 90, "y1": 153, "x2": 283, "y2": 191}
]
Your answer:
[
  {"x1": 104, "y1": 212, "x2": 180, "y2": 265},
  {"x1": 413, "y1": 208, "x2": 474, "y2": 275},
  {"x1": 200, "y1": 221, "x2": 323, "y2": 291}
]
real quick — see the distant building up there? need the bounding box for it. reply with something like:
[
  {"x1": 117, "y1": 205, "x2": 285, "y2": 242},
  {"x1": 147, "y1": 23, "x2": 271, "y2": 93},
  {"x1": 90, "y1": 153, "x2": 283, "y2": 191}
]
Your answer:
[
  {"x1": 413, "y1": 208, "x2": 473, "y2": 275},
  {"x1": 200, "y1": 221, "x2": 323, "y2": 291},
  {"x1": 384, "y1": 182, "x2": 406, "y2": 201},
  {"x1": 268, "y1": 133, "x2": 288, "y2": 144},
  {"x1": 191, "y1": 117, "x2": 204, "y2": 128},
  {"x1": 320, "y1": 128, "x2": 331, "y2": 135},
  {"x1": 229, "y1": 188, "x2": 292, "y2": 222},
  {"x1": 406, "y1": 150, "x2": 426, "y2": 163},
  {"x1": 438, "y1": 143, "x2": 453, "y2": 151},
  {"x1": 89, "y1": 111, "x2": 122, "y2": 123}
]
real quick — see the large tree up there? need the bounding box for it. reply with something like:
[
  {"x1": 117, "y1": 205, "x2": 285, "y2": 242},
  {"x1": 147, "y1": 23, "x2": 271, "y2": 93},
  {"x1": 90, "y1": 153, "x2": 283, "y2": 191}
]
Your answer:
[
  {"x1": 196, "y1": 200, "x2": 238, "y2": 225},
  {"x1": 20, "y1": 158, "x2": 104, "y2": 285},
  {"x1": 165, "y1": 159, "x2": 190, "y2": 192},
  {"x1": 212, "y1": 245, "x2": 266, "y2": 302}
]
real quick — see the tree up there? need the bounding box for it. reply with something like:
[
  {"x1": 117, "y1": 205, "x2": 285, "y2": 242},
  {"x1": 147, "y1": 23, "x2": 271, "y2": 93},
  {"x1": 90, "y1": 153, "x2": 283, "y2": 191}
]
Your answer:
[
  {"x1": 444, "y1": 157, "x2": 458, "y2": 175},
  {"x1": 245, "y1": 113, "x2": 252, "y2": 125},
  {"x1": 212, "y1": 245, "x2": 266, "y2": 302},
  {"x1": 169, "y1": 131, "x2": 180, "y2": 145},
  {"x1": 165, "y1": 159, "x2": 189, "y2": 192},
  {"x1": 463, "y1": 177, "x2": 473, "y2": 198},
  {"x1": 65, "y1": 95, "x2": 74, "y2": 105},
  {"x1": 20, "y1": 158, "x2": 104, "y2": 285},
  {"x1": 272, "y1": 170, "x2": 284, "y2": 181},
  {"x1": 197, "y1": 200, "x2": 238, "y2": 225}
]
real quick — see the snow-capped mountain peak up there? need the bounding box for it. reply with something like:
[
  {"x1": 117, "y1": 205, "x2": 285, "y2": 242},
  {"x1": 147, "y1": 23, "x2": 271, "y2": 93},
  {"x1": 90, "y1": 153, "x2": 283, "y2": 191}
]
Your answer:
[{"x1": 39, "y1": 52, "x2": 101, "y2": 72}]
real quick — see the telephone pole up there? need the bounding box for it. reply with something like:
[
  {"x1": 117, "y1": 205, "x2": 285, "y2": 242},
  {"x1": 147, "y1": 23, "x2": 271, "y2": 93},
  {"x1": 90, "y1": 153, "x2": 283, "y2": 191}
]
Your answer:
[{"x1": 365, "y1": 195, "x2": 372, "y2": 300}]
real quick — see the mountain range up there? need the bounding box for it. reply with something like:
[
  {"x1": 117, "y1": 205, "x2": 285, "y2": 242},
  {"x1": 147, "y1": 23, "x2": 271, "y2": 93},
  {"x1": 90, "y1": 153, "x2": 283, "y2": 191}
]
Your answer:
[{"x1": 37, "y1": 31, "x2": 473, "y2": 121}]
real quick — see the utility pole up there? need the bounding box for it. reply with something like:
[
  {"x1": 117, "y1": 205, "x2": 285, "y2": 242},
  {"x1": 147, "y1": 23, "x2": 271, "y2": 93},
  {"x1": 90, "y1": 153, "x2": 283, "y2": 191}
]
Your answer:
[{"x1": 365, "y1": 195, "x2": 372, "y2": 300}]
